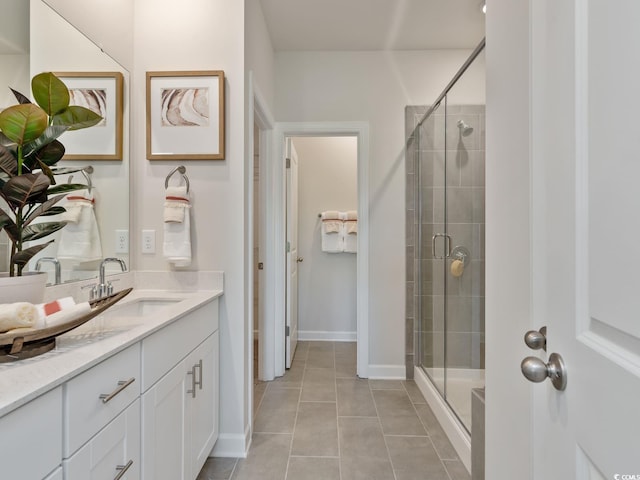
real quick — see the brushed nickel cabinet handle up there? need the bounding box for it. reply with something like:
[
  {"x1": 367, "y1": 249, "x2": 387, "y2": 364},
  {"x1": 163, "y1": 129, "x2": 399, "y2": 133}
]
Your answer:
[
  {"x1": 195, "y1": 359, "x2": 203, "y2": 390},
  {"x1": 99, "y1": 378, "x2": 135, "y2": 404},
  {"x1": 187, "y1": 365, "x2": 197, "y2": 398},
  {"x1": 114, "y1": 459, "x2": 133, "y2": 480}
]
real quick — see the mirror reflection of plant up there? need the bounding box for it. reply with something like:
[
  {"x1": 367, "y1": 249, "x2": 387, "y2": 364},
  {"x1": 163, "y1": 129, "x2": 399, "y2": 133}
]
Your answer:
[{"x1": 0, "y1": 72, "x2": 102, "y2": 276}]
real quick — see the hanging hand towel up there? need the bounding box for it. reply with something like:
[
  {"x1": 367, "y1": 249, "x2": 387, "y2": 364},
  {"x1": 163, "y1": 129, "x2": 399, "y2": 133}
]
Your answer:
[
  {"x1": 321, "y1": 210, "x2": 343, "y2": 253},
  {"x1": 164, "y1": 186, "x2": 189, "y2": 223},
  {"x1": 163, "y1": 186, "x2": 192, "y2": 266},
  {"x1": 343, "y1": 210, "x2": 358, "y2": 253},
  {"x1": 57, "y1": 189, "x2": 103, "y2": 263}
]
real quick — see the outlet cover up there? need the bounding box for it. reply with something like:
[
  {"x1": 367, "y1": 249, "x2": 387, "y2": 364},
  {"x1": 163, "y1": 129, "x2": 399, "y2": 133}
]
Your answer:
[
  {"x1": 142, "y1": 229, "x2": 156, "y2": 254},
  {"x1": 115, "y1": 229, "x2": 129, "y2": 254}
]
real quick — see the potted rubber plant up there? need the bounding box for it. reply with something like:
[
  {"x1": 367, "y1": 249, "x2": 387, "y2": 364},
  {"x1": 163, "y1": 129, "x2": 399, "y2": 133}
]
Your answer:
[{"x1": 0, "y1": 72, "x2": 102, "y2": 299}]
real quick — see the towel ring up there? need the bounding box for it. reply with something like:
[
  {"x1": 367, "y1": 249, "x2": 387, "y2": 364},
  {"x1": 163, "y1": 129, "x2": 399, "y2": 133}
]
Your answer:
[
  {"x1": 66, "y1": 165, "x2": 93, "y2": 193},
  {"x1": 165, "y1": 165, "x2": 190, "y2": 193}
]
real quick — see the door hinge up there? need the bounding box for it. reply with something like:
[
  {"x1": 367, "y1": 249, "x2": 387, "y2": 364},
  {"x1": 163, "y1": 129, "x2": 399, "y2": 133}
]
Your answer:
[
  {"x1": 258, "y1": 262, "x2": 264, "y2": 270},
  {"x1": 286, "y1": 157, "x2": 291, "y2": 169},
  {"x1": 285, "y1": 325, "x2": 290, "y2": 336}
]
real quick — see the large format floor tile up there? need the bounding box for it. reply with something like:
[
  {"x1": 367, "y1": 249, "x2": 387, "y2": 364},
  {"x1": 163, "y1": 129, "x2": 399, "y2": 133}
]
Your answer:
[{"x1": 200, "y1": 341, "x2": 471, "y2": 480}]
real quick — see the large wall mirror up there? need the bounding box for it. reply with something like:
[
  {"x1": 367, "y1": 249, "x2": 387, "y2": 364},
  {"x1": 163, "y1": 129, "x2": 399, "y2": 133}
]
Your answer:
[{"x1": 0, "y1": 0, "x2": 131, "y2": 285}]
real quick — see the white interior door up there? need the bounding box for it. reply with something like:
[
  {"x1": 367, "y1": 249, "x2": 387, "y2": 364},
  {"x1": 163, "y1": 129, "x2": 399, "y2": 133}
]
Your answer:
[
  {"x1": 525, "y1": 2, "x2": 640, "y2": 477},
  {"x1": 285, "y1": 138, "x2": 299, "y2": 368}
]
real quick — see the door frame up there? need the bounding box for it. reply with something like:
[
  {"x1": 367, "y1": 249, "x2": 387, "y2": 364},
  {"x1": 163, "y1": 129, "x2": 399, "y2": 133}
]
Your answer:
[{"x1": 267, "y1": 122, "x2": 370, "y2": 378}]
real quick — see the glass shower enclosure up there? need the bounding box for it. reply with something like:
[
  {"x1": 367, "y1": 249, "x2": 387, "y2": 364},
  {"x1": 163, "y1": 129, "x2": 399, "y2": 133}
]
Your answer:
[{"x1": 407, "y1": 40, "x2": 485, "y2": 434}]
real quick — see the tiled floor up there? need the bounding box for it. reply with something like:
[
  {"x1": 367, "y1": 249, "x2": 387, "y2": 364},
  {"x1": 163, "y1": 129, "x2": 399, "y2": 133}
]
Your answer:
[{"x1": 197, "y1": 341, "x2": 470, "y2": 480}]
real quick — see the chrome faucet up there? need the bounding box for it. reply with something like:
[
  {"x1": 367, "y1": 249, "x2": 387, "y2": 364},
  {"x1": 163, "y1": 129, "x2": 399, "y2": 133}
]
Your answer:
[
  {"x1": 35, "y1": 257, "x2": 61, "y2": 285},
  {"x1": 92, "y1": 257, "x2": 127, "y2": 300}
]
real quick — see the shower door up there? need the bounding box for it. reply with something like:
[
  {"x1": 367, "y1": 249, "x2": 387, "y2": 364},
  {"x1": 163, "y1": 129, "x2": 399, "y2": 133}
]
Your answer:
[{"x1": 416, "y1": 91, "x2": 486, "y2": 433}]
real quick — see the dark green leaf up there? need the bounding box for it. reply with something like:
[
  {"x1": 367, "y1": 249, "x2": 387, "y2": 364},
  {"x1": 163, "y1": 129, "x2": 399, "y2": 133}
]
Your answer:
[
  {"x1": 52, "y1": 105, "x2": 103, "y2": 131},
  {"x1": 0, "y1": 208, "x2": 18, "y2": 242},
  {"x1": 10, "y1": 88, "x2": 31, "y2": 105},
  {"x1": 11, "y1": 240, "x2": 54, "y2": 266},
  {"x1": 0, "y1": 143, "x2": 17, "y2": 176},
  {"x1": 22, "y1": 222, "x2": 67, "y2": 242},
  {"x1": 47, "y1": 183, "x2": 86, "y2": 195},
  {"x1": 24, "y1": 193, "x2": 66, "y2": 226},
  {"x1": 36, "y1": 160, "x2": 55, "y2": 185},
  {"x1": 31, "y1": 72, "x2": 69, "y2": 116},
  {"x1": 31, "y1": 140, "x2": 65, "y2": 167},
  {"x1": 50, "y1": 166, "x2": 86, "y2": 175},
  {"x1": 0, "y1": 104, "x2": 48, "y2": 146},
  {"x1": 38, "y1": 206, "x2": 66, "y2": 217},
  {"x1": 2, "y1": 172, "x2": 50, "y2": 209},
  {"x1": 22, "y1": 125, "x2": 68, "y2": 159}
]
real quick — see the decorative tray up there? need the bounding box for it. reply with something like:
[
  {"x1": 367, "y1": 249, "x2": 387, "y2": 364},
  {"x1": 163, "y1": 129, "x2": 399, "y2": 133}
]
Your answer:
[{"x1": 0, "y1": 288, "x2": 132, "y2": 362}]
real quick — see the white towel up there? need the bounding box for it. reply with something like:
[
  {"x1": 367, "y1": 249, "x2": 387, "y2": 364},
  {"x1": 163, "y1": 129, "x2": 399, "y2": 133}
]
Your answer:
[
  {"x1": 57, "y1": 189, "x2": 103, "y2": 263},
  {"x1": 343, "y1": 210, "x2": 358, "y2": 253},
  {"x1": 163, "y1": 201, "x2": 192, "y2": 267},
  {"x1": 164, "y1": 186, "x2": 190, "y2": 223},
  {"x1": 321, "y1": 211, "x2": 343, "y2": 253},
  {"x1": 0, "y1": 302, "x2": 38, "y2": 332},
  {"x1": 44, "y1": 302, "x2": 92, "y2": 328}
]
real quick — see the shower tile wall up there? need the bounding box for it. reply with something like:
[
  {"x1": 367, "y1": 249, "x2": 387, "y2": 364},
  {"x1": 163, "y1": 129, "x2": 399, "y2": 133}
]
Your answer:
[{"x1": 405, "y1": 105, "x2": 485, "y2": 379}]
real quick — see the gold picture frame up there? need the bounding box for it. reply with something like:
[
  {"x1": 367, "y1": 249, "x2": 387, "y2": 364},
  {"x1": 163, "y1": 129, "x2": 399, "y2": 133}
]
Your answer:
[
  {"x1": 146, "y1": 70, "x2": 225, "y2": 160},
  {"x1": 55, "y1": 71, "x2": 124, "y2": 161}
]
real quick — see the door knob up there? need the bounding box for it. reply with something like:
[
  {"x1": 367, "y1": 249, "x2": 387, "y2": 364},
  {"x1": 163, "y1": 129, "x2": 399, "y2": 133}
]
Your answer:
[
  {"x1": 524, "y1": 326, "x2": 547, "y2": 351},
  {"x1": 521, "y1": 353, "x2": 567, "y2": 391},
  {"x1": 296, "y1": 257, "x2": 304, "y2": 263}
]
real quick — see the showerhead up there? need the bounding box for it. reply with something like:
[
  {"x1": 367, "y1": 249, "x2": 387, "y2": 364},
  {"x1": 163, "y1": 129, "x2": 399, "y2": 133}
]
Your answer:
[{"x1": 457, "y1": 120, "x2": 474, "y2": 136}]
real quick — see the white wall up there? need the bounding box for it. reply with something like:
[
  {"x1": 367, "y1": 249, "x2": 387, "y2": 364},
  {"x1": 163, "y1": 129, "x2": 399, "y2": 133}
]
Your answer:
[
  {"x1": 0, "y1": 55, "x2": 29, "y2": 108},
  {"x1": 245, "y1": 0, "x2": 275, "y2": 113},
  {"x1": 132, "y1": 0, "x2": 248, "y2": 456},
  {"x1": 276, "y1": 50, "x2": 485, "y2": 372},
  {"x1": 294, "y1": 136, "x2": 357, "y2": 339}
]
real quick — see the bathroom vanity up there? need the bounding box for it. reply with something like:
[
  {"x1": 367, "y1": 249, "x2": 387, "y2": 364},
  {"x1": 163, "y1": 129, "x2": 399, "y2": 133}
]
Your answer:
[{"x1": 0, "y1": 281, "x2": 222, "y2": 480}]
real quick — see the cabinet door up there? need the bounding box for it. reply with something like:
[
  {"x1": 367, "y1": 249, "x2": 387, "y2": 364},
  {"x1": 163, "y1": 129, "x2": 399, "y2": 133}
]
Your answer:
[
  {"x1": 142, "y1": 361, "x2": 188, "y2": 480},
  {"x1": 0, "y1": 387, "x2": 62, "y2": 480},
  {"x1": 64, "y1": 399, "x2": 140, "y2": 480},
  {"x1": 187, "y1": 332, "x2": 219, "y2": 477}
]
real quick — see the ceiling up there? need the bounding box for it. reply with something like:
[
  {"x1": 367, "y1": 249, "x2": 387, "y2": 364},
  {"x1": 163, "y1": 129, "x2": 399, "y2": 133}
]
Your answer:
[{"x1": 259, "y1": 0, "x2": 486, "y2": 51}]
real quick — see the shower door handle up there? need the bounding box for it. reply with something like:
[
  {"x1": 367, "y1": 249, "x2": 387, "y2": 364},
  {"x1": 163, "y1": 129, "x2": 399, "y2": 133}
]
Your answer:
[{"x1": 431, "y1": 234, "x2": 452, "y2": 259}]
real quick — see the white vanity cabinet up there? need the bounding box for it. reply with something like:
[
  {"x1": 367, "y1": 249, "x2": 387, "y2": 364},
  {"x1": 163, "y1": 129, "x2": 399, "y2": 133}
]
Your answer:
[
  {"x1": 141, "y1": 299, "x2": 219, "y2": 480},
  {"x1": 0, "y1": 292, "x2": 220, "y2": 480},
  {"x1": 0, "y1": 387, "x2": 62, "y2": 480}
]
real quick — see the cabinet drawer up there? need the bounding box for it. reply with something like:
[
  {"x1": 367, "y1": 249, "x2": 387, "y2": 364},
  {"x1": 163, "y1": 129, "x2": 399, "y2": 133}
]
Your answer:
[
  {"x1": 141, "y1": 299, "x2": 218, "y2": 391},
  {"x1": 64, "y1": 343, "x2": 141, "y2": 456},
  {"x1": 64, "y1": 399, "x2": 140, "y2": 480},
  {"x1": 0, "y1": 387, "x2": 62, "y2": 480}
]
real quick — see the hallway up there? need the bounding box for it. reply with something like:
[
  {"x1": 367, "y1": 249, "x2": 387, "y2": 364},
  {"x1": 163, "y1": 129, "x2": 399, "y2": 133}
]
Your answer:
[{"x1": 197, "y1": 341, "x2": 470, "y2": 480}]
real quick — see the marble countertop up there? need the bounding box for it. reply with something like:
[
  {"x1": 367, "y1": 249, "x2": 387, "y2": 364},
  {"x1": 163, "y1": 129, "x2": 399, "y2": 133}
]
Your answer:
[{"x1": 0, "y1": 286, "x2": 223, "y2": 417}]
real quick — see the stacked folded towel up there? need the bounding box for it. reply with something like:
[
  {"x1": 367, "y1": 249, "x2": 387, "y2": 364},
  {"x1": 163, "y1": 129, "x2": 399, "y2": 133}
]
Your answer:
[
  {"x1": 0, "y1": 296, "x2": 92, "y2": 333},
  {"x1": 321, "y1": 211, "x2": 344, "y2": 253},
  {"x1": 57, "y1": 189, "x2": 103, "y2": 263},
  {"x1": 163, "y1": 185, "x2": 192, "y2": 266},
  {"x1": 343, "y1": 210, "x2": 358, "y2": 253}
]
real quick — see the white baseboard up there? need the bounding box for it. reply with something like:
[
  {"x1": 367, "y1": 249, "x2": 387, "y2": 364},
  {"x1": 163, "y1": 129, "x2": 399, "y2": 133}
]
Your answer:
[
  {"x1": 367, "y1": 364, "x2": 406, "y2": 379},
  {"x1": 298, "y1": 330, "x2": 356, "y2": 342},
  {"x1": 211, "y1": 427, "x2": 251, "y2": 458},
  {"x1": 414, "y1": 366, "x2": 471, "y2": 473}
]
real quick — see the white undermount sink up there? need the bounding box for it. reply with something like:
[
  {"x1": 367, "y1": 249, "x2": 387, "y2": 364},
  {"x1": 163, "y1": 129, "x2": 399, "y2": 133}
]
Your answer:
[{"x1": 103, "y1": 297, "x2": 183, "y2": 318}]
